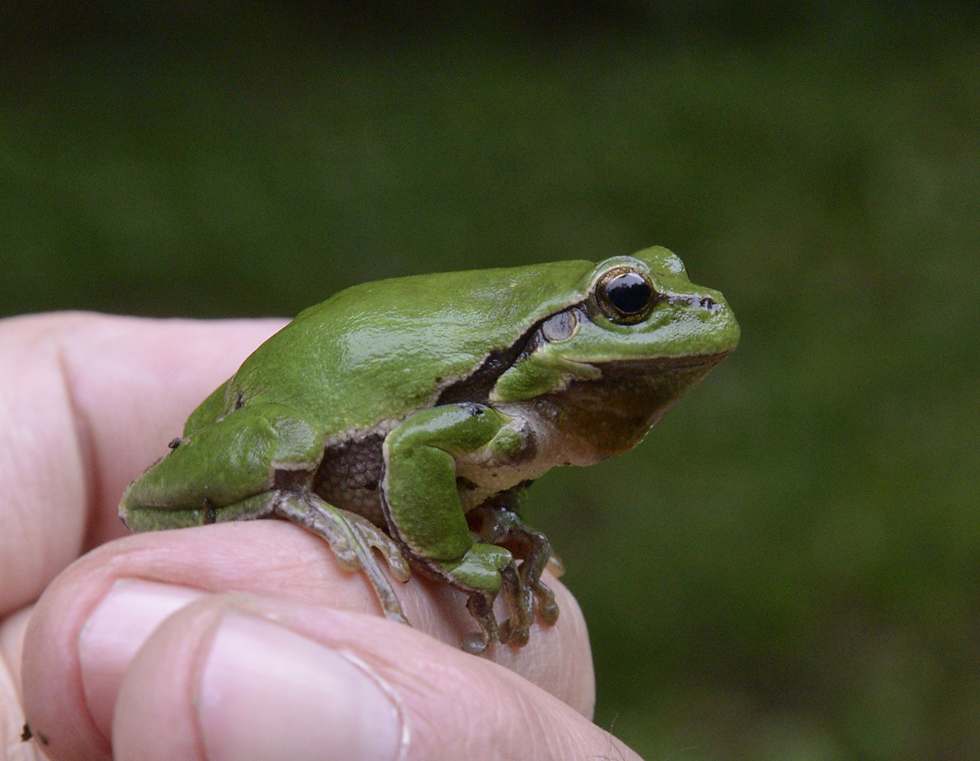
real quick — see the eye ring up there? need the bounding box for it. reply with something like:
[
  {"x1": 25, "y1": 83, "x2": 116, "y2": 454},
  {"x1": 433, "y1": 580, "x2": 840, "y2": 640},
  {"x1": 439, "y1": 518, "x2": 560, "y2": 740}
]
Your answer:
[{"x1": 595, "y1": 267, "x2": 659, "y2": 324}]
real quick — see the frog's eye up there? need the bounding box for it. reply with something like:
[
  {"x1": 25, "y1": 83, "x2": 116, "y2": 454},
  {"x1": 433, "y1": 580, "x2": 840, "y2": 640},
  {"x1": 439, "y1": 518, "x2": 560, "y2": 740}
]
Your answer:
[{"x1": 595, "y1": 268, "x2": 659, "y2": 324}]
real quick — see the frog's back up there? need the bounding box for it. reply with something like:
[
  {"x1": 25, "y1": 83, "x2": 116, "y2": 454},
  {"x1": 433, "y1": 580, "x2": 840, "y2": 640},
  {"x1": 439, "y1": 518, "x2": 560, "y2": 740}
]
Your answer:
[{"x1": 227, "y1": 260, "x2": 594, "y2": 434}]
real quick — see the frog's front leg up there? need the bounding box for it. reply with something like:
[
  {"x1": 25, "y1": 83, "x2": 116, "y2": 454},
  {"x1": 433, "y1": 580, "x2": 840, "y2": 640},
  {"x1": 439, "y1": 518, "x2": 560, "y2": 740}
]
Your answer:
[{"x1": 381, "y1": 402, "x2": 537, "y2": 654}]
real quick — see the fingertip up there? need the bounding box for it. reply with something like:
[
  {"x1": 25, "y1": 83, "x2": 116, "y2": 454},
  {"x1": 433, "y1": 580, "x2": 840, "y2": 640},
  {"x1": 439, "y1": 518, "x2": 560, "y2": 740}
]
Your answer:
[
  {"x1": 199, "y1": 612, "x2": 402, "y2": 761},
  {"x1": 79, "y1": 580, "x2": 206, "y2": 733},
  {"x1": 112, "y1": 600, "x2": 404, "y2": 761}
]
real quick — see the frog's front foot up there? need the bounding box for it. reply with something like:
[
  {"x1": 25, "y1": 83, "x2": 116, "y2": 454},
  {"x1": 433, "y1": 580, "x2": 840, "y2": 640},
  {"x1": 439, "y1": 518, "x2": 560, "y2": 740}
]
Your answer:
[
  {"x1": 468, "y1": 503, "x2": 560, "y2": 632},
  {"x1": 440, "y1": 543, "x2": 535, "y2": 654}
]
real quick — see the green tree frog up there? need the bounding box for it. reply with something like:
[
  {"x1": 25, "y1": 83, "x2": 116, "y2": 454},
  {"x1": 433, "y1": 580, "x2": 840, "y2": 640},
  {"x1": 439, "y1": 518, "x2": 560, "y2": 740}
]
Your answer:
[{"x1": 120, "y1": 247, "x2": 739, "y2": 654}]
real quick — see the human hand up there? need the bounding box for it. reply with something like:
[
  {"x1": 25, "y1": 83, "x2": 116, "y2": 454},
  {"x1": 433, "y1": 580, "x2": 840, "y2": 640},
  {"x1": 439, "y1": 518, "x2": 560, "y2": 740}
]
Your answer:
[{"x1": 0, "y1": 312, "x2": 641, "y2": 761}]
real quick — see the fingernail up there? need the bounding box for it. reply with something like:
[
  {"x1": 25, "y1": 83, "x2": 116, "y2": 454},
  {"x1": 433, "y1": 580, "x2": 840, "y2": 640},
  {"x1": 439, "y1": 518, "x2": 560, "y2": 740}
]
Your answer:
[
  {"x1": 79, "y1": 579, "x2": 205, "y2": 733},
  {"x1": 198, "y1": 612, "x2": 403, "y2": 761}
]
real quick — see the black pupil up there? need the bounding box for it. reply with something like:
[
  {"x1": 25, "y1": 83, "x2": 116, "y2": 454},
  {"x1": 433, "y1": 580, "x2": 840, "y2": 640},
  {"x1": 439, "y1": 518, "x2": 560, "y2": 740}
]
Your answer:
[{"x1": 606, "y1": 272, "x2": 652, "y2": 314}]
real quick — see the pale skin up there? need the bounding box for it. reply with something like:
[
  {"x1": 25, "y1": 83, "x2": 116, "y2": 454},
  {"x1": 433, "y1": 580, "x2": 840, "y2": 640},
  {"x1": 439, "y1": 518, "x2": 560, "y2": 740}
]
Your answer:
[{"x1": 0, "y1": 313, "x2": 642, "y2": 761}]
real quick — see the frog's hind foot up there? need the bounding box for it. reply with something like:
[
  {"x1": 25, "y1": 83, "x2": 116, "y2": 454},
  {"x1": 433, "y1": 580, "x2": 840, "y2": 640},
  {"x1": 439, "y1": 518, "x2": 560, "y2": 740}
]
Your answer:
[{"x1": 272, "y1": 492, "x2": 411, "y2": 625}]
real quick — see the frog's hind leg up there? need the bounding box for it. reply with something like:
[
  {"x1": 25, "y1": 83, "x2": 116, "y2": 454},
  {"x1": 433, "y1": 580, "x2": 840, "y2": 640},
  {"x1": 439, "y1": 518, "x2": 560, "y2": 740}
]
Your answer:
[
  {"x1": 204, "y1": 489, "x2": 412, "y2": 625},
  {"x1": 270, "y1": 492, "x2": 411, "y2": 624},
  {"x1": 120, "y1": 402, "x2": 411, "y2": 624}
]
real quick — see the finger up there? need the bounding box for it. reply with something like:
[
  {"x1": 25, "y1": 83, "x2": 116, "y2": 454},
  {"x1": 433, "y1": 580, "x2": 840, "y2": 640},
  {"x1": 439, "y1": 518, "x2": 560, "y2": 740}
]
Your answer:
[
  {"x1": 22, "y1": 523, "x2": 593, "y2": 758},
  {"x1": 0, "y1": 605, "x2": 32, "y2": 703},
  {"x1": 108, "y1": 595, "x2": 635, "y2": 761},
  {"x1": 0, "y1": 312, "x2": 282, "y2": 615},
  {"x1": 1, "y1": 606, "x2": 40, "y2": 761}
]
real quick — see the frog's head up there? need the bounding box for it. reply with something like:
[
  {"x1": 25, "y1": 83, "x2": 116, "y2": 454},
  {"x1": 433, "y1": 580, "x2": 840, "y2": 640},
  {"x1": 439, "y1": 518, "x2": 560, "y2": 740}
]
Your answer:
[{"x1": 491, "y1": 246, "x2": 740, "y2": 461}]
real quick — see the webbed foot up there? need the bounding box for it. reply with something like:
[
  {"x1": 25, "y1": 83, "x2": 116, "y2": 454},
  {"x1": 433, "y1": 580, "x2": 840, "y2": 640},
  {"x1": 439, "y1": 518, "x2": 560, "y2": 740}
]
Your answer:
[
  {"x1": 273, "y1": 492, "x2": 411, "y2": 625},
  {"x1": 437, "y1": 542, "x2": 534, "y2": 653},
  {"x1": 468, "y1": 504, "x2": 560, "y2": 633}
]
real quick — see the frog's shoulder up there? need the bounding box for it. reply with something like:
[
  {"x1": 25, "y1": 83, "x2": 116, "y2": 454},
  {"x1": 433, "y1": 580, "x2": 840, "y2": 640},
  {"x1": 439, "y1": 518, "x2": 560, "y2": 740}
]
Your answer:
[{"x1": 231, "y1": 260, "x2": 596, "y2": 432}]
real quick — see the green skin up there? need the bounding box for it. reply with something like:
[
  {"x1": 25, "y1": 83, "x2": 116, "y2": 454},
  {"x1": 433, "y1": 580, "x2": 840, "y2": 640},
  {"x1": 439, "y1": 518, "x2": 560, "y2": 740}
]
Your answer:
[{"x1": 120, "y1": 246, "x2": 740, "y2": 654}]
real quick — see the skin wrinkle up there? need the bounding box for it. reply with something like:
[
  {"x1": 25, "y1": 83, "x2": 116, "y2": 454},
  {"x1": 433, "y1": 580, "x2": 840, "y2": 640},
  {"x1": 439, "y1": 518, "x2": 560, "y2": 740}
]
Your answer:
[
  {"x1": 506, "y1": 668, "x2": 588, "y2": 760},
  {"x1": 516, "y1": 694, "x2": 562, "y2": 760},
  {"x1": 53, "y1": 323, "x2": 102, "y2": 559},
  {"x1": 338, "y1": 642, "x2": 447, "y2": 760},
  {"x1": 0, "y1": 318, "x2": 87, "y2": 614},
  {"x1": 388, "y1": 641, "x2": 511, "y2": 759},
  {"x1": 402, "y1": 649, "x2": 589, "y2": 761}
]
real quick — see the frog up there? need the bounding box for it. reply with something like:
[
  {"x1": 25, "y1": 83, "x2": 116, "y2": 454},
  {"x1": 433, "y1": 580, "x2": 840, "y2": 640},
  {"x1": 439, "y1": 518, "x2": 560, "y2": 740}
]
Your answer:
[{"x1": 119, "y1": 246, "x2": 739, "y2": 654}]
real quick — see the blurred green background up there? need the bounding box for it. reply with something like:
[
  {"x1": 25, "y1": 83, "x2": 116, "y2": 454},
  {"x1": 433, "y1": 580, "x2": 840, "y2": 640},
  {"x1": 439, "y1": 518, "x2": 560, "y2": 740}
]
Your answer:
[{"x1": 3, "y1": 2, "x2": 979, "y2": 758}]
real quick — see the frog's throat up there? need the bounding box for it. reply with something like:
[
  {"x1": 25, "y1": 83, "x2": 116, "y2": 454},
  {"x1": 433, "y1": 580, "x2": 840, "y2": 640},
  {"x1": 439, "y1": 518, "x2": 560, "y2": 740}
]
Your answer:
[{"x1": 530, "y1": 351, "x2": 732, "y2": 462}]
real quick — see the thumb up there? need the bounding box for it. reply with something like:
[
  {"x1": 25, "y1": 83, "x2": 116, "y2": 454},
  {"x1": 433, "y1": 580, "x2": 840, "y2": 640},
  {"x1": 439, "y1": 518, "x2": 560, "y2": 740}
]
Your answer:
[{"x1": 111, "y1": 593, "x2": 640, "y2": 761}]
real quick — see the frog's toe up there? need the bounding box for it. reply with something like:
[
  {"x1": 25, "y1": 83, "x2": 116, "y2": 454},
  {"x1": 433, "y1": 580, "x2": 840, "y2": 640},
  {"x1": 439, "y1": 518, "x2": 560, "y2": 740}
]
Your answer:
[
  {"x1": 462, "y1": 631, "x2": 490, "y2": 655},
  {"x1": 464, "y1": 591, "x2": 500, "y2": 654},
  {"x1": 538, "y1": 601, "x2": 560, "y2": 627},
  {"x1": 532, "y1": 579, "x2": 560, "y2": 626},
  {"x1": 498, "y1": 573, "x2": 535, "y2": 647},
  {"x1": 343, "y1": 512, "x2": 412, "y2": 582},
  {"x1": 441, "y1": 543, "x2": 542, "y2": 652},
  {"x1": 499, "y1": 617, "x2": 530, "y2": 648}
]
